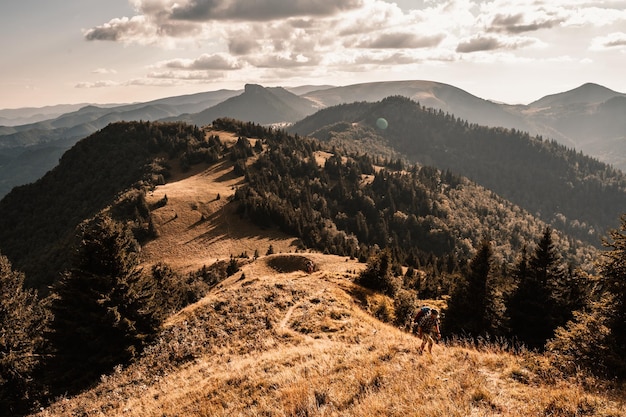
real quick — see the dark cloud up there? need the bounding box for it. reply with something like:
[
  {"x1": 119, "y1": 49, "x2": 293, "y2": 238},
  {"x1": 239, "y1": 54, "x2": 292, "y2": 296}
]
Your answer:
[
  {"x1": 228, "y1": 37, "x2": 260, "y2": 55},
  {"x1": 604, "y1": 37, "x2": 626, "y2": 48},
  {"x1": 171, "y1": 0, "x2": 363, "y2": 21},
  {"x1": 489, "y1": 12, "x2": 564, "y2": 34},
  {"x1": 456, "y1": 35, "x2": 503, "y2": 53},
  {"x1": 356, "y1": 32, "x2": 445, "y2": 49},
  {"x1": 85, "y1": 27, "x2": 119, "y2": 41}
]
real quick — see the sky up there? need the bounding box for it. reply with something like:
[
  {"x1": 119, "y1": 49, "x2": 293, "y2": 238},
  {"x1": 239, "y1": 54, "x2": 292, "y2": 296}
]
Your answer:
[{"x1": 2, "y1": 0, "x2": 626, "y2": 109}]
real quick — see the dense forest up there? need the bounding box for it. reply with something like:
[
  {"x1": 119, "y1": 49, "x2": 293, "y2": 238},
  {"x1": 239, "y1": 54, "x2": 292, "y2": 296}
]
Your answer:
[
  {"x1": 0, "y1": 118, "x2": 624, "y2": 415},
  {"x1": 290, "y1": 96, "x2": 626, "y2": 247}
]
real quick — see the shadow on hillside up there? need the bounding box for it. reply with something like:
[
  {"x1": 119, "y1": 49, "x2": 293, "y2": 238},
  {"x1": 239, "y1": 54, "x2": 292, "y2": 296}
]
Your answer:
[
  {"x1": 186, "y1": 201, "x2": 302, "y2": 247},
  {"x1": 265, "y1": 254, "x2": 317, "y2": 273}
]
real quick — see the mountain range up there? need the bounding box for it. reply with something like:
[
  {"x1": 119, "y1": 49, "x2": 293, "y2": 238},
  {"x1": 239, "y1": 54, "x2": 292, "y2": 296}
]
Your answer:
[{"x1": 1, "y1": 80, "x2": 625, "y2": 200}]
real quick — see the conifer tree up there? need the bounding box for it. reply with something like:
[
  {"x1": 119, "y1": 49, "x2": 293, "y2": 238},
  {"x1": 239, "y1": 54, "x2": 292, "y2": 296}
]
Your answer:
[
  {"x1": 594, "y1": 215, "x2": 626, "y2": 374},
  {"x1": 508, "y1": 227, "x2": 566, "y2": 349},
  {"x1": 548, "y1": 215, "x2": 626, "y2": 378},
  {"x1": 47, "y1": 215, "x2": 154, "y2": 394},
  {"x1": 444, "y1": 239, "x2": 495, "y2": 337},
  {"x1": 0, "y1": 254, "x2": 51, "y2": 416}
]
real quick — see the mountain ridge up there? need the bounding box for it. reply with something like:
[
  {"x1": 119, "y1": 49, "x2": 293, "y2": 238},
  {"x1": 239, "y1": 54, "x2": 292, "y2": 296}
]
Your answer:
[{"x1": 1, "y1": 80, "x2": 625, "y2": 201}]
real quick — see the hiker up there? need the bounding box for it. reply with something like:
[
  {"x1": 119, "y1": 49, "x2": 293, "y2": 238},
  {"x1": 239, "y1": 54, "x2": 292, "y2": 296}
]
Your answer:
[{"x1": 415, "y1": 308, "x2": 441, "y2": 354}]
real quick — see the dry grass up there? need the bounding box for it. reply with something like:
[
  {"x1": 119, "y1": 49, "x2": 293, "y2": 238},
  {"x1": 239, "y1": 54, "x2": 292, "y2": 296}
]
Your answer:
[
  {"x1": 31, "y1": 139, "x2": 626, "y2": 416},
  {"x1": 33, "y1": 257, "x2": 625, "y2": 417}
]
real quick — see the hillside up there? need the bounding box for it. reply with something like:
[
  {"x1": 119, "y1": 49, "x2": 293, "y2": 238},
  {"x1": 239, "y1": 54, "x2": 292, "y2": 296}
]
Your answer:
[
  {"x1": 30, "y1": 207, "x2": 626, "y2": 416},
  {"x1": 0, "y1": 118, "x2": 591, "y2": 292},
  {"x1": 25, "y1": 144, "x2": 626, "y2": 415},
  {"x1": 303, "y1": 81, "x2": 626, "y2": 171},
  {"x1": 0, "y1": 119, "x2": 623, "y2": 415},
  {"x1": 0, "y1": 90, "x2": 240, "y2": 199},
  {"x1": 289, "y1": 96, "x2": 626, "y2": 247}
]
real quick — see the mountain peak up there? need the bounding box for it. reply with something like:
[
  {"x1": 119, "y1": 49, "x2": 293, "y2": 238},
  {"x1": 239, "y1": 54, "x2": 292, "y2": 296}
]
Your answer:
[
  {"x1": 530, "y1": 82, "x2": 623, "y2": 108},
  {"x1": 244, "y1": 83, "x2": 266, "y2": 93}
]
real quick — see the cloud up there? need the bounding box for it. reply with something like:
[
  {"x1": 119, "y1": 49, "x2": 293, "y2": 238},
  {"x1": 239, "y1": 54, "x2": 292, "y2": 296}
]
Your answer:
[
  {"x1": 168, "y1": 0, "x2": 364, "y2": 21},
  {"x1": 146, "y1": 70, "x2": 224, "y2": 80},
  {"x1": 590, "y1": 32, "x2": 626, "y2": 50},
  {"x1": 355, "y1": 32, "x2": 446, "y2": 49},
  {"x1": 158, "y1": 53, "x2": 242, "y2": 70},
  {"x1": 456, "y1": 34, "x2": 503, "y2": 53},
  {"x1": 488, "y1": 12, "x2": 565, "y2": 33},
  {"x1": 84, "y1": 16, "x2": 153, "y2": 42},
  {"x1": 75, "y1": 80, "x2": 119, "y2": 88},
  {"x1": 92, "y1": 68, "x2": 118, "y2": 74},
  {"x1": 80, "y1": 0, "x2": 626, "y2": 91},
  {"x1": 456, "y1": 33, "x2": 538, "y2": 53},
  {"x1": 246, "y1": 52, "x2": 320, "y2": 68}
]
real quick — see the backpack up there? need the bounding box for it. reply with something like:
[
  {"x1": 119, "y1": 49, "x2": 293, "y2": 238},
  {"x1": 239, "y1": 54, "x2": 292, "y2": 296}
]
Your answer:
[{"x1": 413, "y1": 306, "x2": 431, "y2": 325}]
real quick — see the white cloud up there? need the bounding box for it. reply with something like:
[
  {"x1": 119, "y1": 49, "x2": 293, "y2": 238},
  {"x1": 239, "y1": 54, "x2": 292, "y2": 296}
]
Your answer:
[
  {"x1": 590, "y1": 32, "x2": 626, "y2": 50},
  {"x1": 80, "y1": 0, "x2": 626, "y2": 93},
  {"x1": 157, "y1": 53, "x2": 243, "y2": 70},
  {"x1": 75, "y1": 80, "x2": 119, "y2": 88},
  {"x1": 92, "y1": 68, "x2": 118, "y2": 74}
]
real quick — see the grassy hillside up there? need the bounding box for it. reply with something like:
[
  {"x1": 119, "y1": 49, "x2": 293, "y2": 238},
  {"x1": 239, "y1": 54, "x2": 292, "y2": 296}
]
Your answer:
[{"x1": 30, "y1": 254, "x2": 626, "y2": 416}]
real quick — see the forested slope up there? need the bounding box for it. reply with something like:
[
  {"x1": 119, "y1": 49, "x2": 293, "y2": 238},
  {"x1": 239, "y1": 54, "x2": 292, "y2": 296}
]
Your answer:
[{"x1": 290, "y1": 96, "x2": 626, "y2": 247}]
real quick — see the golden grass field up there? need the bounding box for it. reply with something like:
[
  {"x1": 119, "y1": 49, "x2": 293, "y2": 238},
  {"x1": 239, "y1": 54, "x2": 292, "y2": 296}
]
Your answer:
[{"x1": 32, "y1": 131, "x2": 626, "y2": 416}]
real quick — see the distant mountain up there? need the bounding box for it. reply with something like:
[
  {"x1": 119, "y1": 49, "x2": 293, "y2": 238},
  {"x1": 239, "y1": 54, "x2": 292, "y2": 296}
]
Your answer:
[
  {"x1": 303, "y1": 81, "x2": 626, "y2": 171},
  {"x1": 289, "y1": 96, "x2": 626, "y2": 246},
  {"x1": 176, "y1": 84, "x2": 319, "y2": 126},
  {"x1": 0, "y1": 89, "x2": 240, "y2": 198},
  {"x1": 0, "y1": 103, "x2": 101, "y2": 126},
  {"x1": 284, "y1": 84, "x2": 335, "y2": 96},
  {"x1": 2, "y1": 80, "x2": 626, "y2": 200},
  {"x1": 522, "y1": 83, "x2": 626, "y2": 169},
  {"x1": 303, "y1": 80, "x2": 531, "y2": 132},
  {"x1": 529, "y1": 82, "x2": 625, "y2": 108}
]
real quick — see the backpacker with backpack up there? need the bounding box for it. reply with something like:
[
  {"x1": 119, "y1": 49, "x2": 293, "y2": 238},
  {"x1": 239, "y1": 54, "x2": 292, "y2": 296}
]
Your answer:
[{"x1": 413, "y1": 306, "x2": 431, "y2": 331}]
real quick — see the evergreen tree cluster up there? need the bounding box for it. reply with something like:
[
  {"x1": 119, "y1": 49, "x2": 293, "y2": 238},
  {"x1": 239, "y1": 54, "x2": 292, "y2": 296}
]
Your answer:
[
  {"x1": 291, "y1": 96, "x2": 626, "y2": 247},
  {"x1": 234, "y1": 119, "x2": 592, "y2": 274}
]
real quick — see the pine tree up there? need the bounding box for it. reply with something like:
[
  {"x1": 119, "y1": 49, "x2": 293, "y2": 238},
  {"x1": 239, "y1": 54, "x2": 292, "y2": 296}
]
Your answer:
[
  {"x1": 508, "y1": 227, "x2": 566, "y2": 349},
  {"x1": 47, "y1": 215, "x2": 155, "y2": 395},
  {"x1": 595, "y1": 215, "x2": 626, "y2": 374},
  {"x1": 547, "y1": 216, "x2": 626, "y2": 378},
  {"x1": 0, "y1": 254, "x2": 51, "y2": 416},
  {"x1": 444, "y1": 239, "x2": 495, "y2": 337}
]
